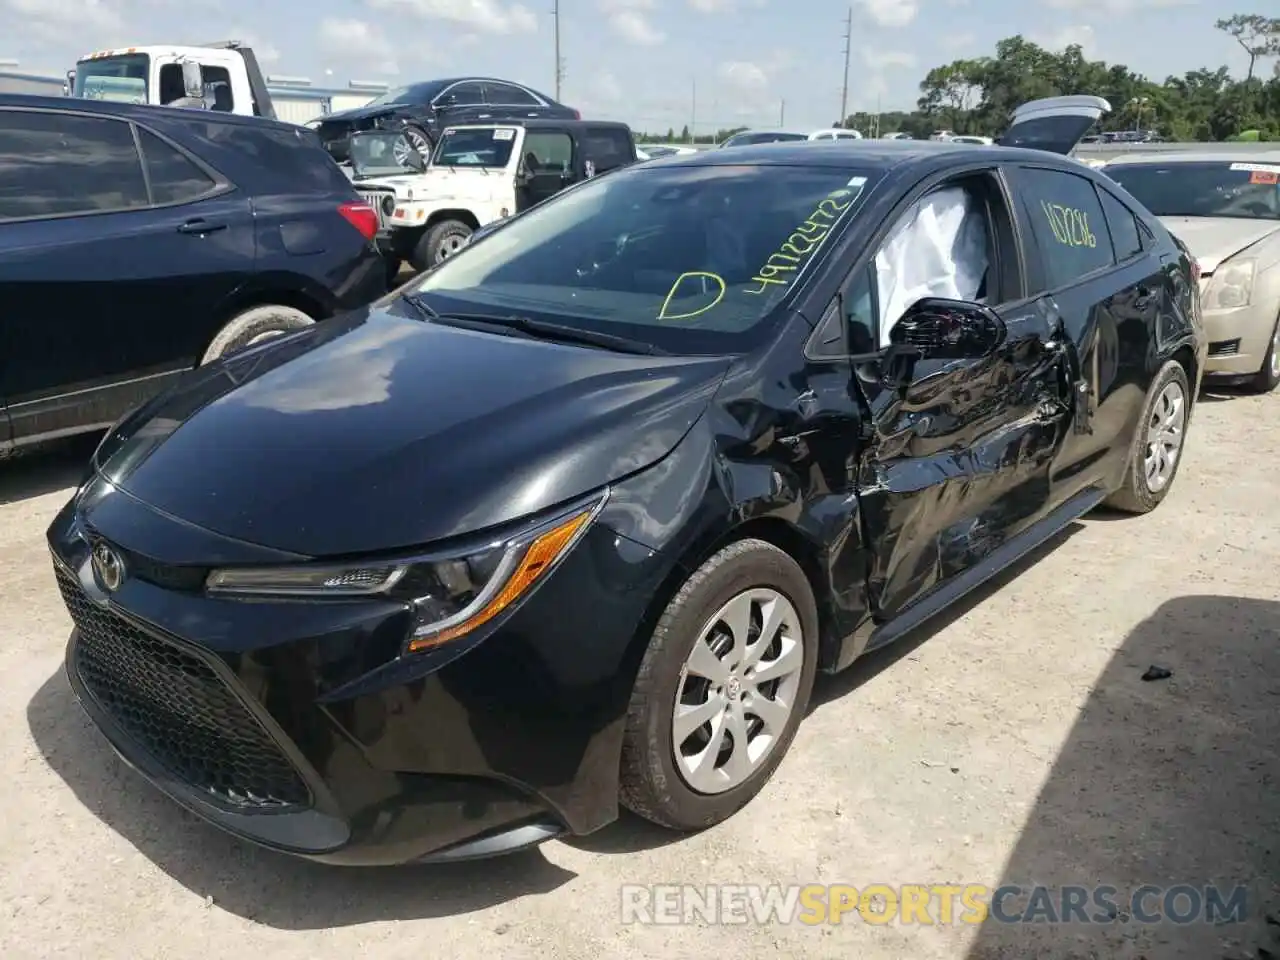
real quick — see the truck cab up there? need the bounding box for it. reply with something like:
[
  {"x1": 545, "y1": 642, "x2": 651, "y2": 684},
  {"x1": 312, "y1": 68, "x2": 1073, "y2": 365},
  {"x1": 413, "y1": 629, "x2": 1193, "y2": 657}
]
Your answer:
[
  {"x1": 69, "y1": 42, "x2": 275, "y2": 119},
  {"x1": 351, "y1": 118, "x2": 637, "y2": 275}
]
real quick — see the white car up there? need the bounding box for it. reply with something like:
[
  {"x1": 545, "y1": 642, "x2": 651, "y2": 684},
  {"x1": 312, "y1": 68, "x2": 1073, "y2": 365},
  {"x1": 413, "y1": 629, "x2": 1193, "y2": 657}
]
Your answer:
[
  {"x1": 636, "y1": 143, "x2": 697, "y2": 159},
  {"x1": 1105, "y1": 151, "x2": 1280, "y2": 392},
  {"x1": 807, "y1": 128, "x2": 862, "y2": 140},
  {"x1": 950, "y1": 135, "x2": 993, "y2": 146}
]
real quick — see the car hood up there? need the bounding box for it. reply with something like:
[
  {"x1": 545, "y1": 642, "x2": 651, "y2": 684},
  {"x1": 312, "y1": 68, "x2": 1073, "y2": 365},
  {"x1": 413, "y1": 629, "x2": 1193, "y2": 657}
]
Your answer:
[
  {"x1": 1157, "y1": 216, "x2": 1280, "y2": 273},
  {"x1": 95, "y1": 307, "x2": 731, "y2": 557},
  {"x1": 317, "y1": 104, "x2": 402, "y2": 127}
]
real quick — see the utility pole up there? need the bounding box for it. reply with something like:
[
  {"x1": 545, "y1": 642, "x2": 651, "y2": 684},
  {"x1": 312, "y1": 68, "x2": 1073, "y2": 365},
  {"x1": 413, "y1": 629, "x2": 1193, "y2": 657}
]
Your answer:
[
  {"x1": 691, "y1": 78, "x2": 697, "y2": 142},
  {"x1": 552, "y1": 0, "x2": 563, "y2": 101},
  {"x1": 779, "y1": 99, "x2": 785, "y2": 126},
  {"x1": 839, "y1": 6, "x2": 852, "y2": 128}
]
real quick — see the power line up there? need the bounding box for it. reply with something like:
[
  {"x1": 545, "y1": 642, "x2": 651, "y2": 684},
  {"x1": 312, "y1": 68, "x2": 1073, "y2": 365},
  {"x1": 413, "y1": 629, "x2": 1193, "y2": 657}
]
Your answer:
[{"x1": 839, "y1": 5, "x2": 852, "y2": 126}]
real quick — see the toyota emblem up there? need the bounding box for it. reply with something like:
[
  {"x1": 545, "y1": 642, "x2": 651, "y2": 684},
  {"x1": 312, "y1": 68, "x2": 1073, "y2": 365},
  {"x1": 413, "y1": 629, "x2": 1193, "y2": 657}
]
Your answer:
[{"x1": 91, "y1": 541, "x2": 125, "y2": 593}]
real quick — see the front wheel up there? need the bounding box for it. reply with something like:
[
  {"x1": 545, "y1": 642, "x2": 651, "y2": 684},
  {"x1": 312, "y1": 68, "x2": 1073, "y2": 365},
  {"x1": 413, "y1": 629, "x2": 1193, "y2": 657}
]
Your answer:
[
  {"x1": 1104, "y1": 359, "x2": 1191, "y2": 514},
  {"x1": 619, "y1": 539, "x2": 819, "y2": 831},
  {"x1": 410, "y1": 219, "x2": 473, "y2": 272},
  {"x1": 395, "y1": 124, "x2": 433, "y2": 165}
]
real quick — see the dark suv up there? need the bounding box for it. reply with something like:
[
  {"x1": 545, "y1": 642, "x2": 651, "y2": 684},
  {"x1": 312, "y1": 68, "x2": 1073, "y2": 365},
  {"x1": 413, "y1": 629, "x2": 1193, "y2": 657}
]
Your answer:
[
  {"x1": 314, "y1": 77, "x2": 579, "y2": 164},
  {"x1": 0, "y1": 94, "x2": 387, "y2": 454}
]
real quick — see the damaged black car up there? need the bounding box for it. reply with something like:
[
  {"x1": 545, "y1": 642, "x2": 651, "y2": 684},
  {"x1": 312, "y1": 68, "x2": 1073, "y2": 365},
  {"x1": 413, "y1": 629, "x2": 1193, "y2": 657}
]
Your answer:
[{"x1": 49, "y1": 95, "x2": 1206, "y2": 865}]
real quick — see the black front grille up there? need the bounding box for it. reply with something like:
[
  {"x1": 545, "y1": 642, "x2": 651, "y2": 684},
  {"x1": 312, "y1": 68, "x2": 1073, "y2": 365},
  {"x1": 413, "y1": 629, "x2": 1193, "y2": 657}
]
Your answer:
[
  {"x1": 1209, "y1": 338, "x2": 1242, "y2": 357},
  {"x1": 56, "y1": 563, "x2": 311, "y2": 811}
]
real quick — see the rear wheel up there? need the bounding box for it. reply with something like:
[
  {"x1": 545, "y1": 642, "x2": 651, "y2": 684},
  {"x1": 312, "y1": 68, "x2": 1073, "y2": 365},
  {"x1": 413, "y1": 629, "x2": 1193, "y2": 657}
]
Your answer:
[
  {"x1": 199, "y1": 304, "x2": 316, "y2": 365},
  {"x1": 410, "y1": 219, "x2": 473, "y2": 272},
  {"x1": 619, "y1": 539, "x2": 819, "y2": 831},
  {"x1": 1248, "y1": 317, "x2": 1280, "y2": 394},
  {"x1": 1104, "y1": 359, "x2": 1191, "y2": 514}
]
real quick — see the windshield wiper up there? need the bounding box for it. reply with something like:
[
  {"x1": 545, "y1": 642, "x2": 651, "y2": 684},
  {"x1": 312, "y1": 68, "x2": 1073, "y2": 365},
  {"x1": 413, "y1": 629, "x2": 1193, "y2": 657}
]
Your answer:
[{"x1": 407, "y1": 301, "x2": 669, "y2": 355}]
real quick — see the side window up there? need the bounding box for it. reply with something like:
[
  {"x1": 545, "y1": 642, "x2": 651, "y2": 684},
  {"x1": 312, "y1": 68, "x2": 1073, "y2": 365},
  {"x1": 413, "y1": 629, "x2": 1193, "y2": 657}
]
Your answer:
[
  {"x1": 583, "y1": 131, "x2": 632, "y2": 173},
  {"x1": 0, "y1": 110, "x2": 148, "y2": 221},
  {"x1": 442, "y1": 82, "x2": 484, "y2": 106},
  {"x1": 487, "y1": 83, "x2": 540, "y2": 106},
  {"x1": 202, "y1": 66, "x2": 234, "y2": 112},
  {"x1": 1096, "y1": 187, "x2": 1143, "y2": 262},
  {"x1": 814, "y1": 132, "x2": 833, "y2": 140},
  {"x1": 873, "y1": 184, "x2": 993, "y2": 346},
  {"x1": 1006, "y1": 166, "x2": 1114, "y2": 288},
  {"x1": 137, "y1": 128, "x2": 218, "y2": 204},
  {"x1": 523, "y1": 131, "x2": 573, "y2": 172}
]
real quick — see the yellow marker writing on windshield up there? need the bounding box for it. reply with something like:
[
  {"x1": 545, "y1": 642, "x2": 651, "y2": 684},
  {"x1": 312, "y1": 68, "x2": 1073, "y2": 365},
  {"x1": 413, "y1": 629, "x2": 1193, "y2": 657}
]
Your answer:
[{"x1": 658, "y1": 271, "x2": 726, "y2": 320}]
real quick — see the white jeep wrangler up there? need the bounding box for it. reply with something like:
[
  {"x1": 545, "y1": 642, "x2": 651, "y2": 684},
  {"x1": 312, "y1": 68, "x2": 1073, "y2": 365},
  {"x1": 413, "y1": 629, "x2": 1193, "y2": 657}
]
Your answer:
[{"x1": 348, "y1": 119, "x2": 638, "y2": 276}]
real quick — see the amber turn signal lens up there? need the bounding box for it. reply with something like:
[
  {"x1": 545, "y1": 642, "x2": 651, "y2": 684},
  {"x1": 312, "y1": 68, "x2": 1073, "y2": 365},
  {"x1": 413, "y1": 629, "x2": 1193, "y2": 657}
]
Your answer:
[{"x1": 406, "y1": 508, "x2": 593, "y2": 652}]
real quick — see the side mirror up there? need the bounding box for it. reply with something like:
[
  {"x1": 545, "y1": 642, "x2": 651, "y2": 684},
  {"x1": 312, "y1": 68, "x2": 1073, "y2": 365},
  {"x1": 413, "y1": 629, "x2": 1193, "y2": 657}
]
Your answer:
[
  {"x1": 889, "y1": 298, "x2": 1006, "y2": 361},
  {"x1": 403, "y1": 147, "x2": 427, "y2": 173},
  {"x1": 515, "y1": 163, "x2": 532, "y2": 184},
  {"x1": 435, "y1": 94, "x2": 456, "y2": 109},
  {"x1": 181, "y1": 59, "x2": 204, "y2": 99},
  {"x1": 65, "y1": 70, "x2": 76, "y2": 95}
]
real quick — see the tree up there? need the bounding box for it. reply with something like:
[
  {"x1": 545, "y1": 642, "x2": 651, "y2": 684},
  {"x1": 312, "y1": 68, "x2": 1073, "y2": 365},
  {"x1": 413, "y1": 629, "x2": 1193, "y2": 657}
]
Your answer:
[{"x1": 1215, "y1": 14, "x2": 1280, "y2": 81}]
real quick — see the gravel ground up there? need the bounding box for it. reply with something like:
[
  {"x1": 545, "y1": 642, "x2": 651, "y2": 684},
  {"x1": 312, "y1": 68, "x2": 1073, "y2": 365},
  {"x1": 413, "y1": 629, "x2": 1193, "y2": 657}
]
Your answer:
[{"x1": 2, "y1": 386, "x2": 1277, "y2": 960}]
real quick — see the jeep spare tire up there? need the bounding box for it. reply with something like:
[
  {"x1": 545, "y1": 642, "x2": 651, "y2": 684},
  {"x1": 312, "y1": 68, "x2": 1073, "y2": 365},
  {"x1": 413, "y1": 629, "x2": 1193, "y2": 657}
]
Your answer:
[{"x1": 412, "y1": 219, "x2": 474, "y2": 271}]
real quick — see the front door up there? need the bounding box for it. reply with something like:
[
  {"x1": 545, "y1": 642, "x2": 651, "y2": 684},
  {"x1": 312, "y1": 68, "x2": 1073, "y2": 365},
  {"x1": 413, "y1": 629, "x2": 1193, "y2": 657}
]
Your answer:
[
  {"x1": 515, "y1": 129, "x2": 574, "y2": 212},
  {"x1": 848, "y1": 170, "x2": 1071, "y2": 622}
]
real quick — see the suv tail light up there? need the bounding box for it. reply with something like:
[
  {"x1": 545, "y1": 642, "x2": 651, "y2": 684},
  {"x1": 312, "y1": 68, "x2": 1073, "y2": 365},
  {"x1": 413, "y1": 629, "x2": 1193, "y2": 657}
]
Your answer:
[
  {"x1": 338, "y1": 201, "x2": 378, "y2": 241},
  {"x1": 571, "y1": 108, "x2": 581, "y2": 120}
]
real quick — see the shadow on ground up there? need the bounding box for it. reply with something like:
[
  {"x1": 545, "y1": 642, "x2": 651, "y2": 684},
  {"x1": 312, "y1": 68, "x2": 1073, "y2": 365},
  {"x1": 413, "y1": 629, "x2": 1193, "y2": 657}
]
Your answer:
[
  {"x1": 26, "y1": 671, "x2": 576, "y2": 930},
  {"x1": 0, "y1": 434, "x2": 99, "y2": 506},
  {"x1": 965, "y1": 595, "x2": 1280, "y2": 960}
]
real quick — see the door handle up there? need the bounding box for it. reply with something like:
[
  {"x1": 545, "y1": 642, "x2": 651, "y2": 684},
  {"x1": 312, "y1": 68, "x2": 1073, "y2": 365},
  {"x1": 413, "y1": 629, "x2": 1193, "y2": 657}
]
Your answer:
[{"x1": 177, "y1": 218, "x2": 227, "y2": 235}]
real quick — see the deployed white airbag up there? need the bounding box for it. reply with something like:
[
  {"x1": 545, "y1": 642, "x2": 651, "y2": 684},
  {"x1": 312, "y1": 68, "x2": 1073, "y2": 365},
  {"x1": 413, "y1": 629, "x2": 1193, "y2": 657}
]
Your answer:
[{"x1": 876, "y1": 187, "x2": 989, "y2": 346}]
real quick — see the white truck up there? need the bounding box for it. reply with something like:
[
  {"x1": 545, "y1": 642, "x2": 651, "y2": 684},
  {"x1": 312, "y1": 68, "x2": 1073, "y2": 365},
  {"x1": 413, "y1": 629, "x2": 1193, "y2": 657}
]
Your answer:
[
  {"x1": 67, "y1": 41, "x2": 276, "y2": 119},
  {"x1": 347, "y1": 119, "x2": 638, "y2": 275}
]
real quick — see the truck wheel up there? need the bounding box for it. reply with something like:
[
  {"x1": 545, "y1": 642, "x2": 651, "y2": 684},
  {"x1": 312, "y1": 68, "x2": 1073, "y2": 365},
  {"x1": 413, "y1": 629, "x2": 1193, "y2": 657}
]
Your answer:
[
  {"x1": 619, "y1": 539, "x2": 819, "y2": 831},
  {"x1": 410, "y1": 220, "x2": 473, "y2": 272},
  {"x1": 199, "y1": 304, "x2": 316, "y2": 365}
]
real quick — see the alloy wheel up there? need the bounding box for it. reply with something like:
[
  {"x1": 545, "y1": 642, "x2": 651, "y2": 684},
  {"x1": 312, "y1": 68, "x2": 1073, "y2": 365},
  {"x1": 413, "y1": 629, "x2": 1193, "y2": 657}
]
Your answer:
[
  {"x1": 671, "y1": 588, "x2": 805, "y2": 795},
  {"x1": 1143, "y1": 380, "x2": 1186, "y2": 493}
]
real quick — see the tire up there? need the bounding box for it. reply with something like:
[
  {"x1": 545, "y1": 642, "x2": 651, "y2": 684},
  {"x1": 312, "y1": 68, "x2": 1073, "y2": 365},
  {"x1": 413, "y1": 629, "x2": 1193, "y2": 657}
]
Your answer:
[
  {"x1": 401, "y1": 124, "x2": 433, "y2": 160},
  {"x1": 409, "y1": 219, "x2": 473, "y2": 272},
  {"x1": 199, "y1": 304, "x2": 316, "y2": 365},
  {"x1": 1248, "y1": 316, "x2": 1280, "y2": 394},
  {"x1": 619, "y1": 538, "x2": 820, "y2": 831},
  {"x1": 1104, "y1": 359, "x2": 1192, "y2": 514}
]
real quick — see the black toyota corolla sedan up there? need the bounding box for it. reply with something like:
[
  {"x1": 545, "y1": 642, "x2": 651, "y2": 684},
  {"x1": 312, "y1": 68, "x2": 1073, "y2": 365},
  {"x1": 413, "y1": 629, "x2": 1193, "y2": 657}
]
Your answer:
[{"x1": 49, "y1": 95, "x2": 1206, "y2": 866}]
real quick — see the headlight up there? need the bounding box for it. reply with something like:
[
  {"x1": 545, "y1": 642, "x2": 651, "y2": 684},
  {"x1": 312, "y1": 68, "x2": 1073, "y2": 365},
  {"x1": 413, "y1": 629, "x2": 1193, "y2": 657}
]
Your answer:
[
  {"x1": 1203, "y1": 258, "x2": 1256, "y2": 310},
  {"x1": 205, "y1": 492, "x2": 607, "y2": 652}
]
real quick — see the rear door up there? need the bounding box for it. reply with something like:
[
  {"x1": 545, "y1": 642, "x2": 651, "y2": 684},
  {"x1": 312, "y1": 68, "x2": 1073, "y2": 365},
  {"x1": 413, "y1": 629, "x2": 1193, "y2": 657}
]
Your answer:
[
  {"x1": 515, "y1": 127, "x2": 575, "y2": 211},
  {"x1": 997, "y1": 95, "x2": 1111, "y2": 154},
  {"x1": 483, "y1": 81, "x2": 548, "y2": 120},
  {"x1": 1003, "y1": 163, "x2": 1157, "y2": 505},
  {"x1": 0, "y1": 107, "x2": 250, "y2": 443}
]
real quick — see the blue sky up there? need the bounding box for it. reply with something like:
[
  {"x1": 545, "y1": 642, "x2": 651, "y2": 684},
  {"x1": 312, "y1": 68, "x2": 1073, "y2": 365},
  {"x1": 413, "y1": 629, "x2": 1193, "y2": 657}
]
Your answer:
[{"x1": 3, "y1": 0, "x2": 1277, "y2": 133}]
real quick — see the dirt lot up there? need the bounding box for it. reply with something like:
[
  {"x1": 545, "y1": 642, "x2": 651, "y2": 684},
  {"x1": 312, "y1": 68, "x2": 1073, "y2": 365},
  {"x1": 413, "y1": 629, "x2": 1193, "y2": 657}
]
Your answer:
[{"x1": 2, "y1": 388, "x2": 1278, "y2": 960}]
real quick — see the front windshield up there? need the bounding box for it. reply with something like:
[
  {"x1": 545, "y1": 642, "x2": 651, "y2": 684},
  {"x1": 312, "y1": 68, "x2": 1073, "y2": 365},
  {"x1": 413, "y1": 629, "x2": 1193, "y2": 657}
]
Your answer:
[
  {"x1": 432, "y1": 127, "x2": 517, "y2": 167},
  {"x1": 365, "y1": 83, "x2": 438, "y2": 108},
  {"x1": 74, "y1": 55, "x2": 149, "y2": 103},
  {"x1": 405, "y1": 162, "x2": 879, "y2": 354},
  {"x1": 349, "y1": 132, "x2": 417, "y2": 176},
  {"x1": 1105, "y1": 161, "x2": 1280, "y2": 220}
]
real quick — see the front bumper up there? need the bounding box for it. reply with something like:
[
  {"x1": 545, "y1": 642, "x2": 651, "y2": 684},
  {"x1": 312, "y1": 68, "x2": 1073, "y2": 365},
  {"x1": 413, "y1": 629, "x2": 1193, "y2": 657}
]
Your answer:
[
  {"x1": 48, "y1": 478, "x2": 669, "y2": 865},
  {"x1": 1201, "y1": 299, "x2": 1279, "y2": 378}
]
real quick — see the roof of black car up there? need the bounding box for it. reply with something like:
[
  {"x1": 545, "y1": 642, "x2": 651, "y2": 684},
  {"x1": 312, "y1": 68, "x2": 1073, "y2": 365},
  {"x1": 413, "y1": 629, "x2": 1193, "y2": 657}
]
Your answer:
[
  {"x1": 0, "y1": 92, "x2": 306, "y2": 134},
  {"x1": 447, "y1": 118, "x2": 631, "y2": 133},
  {"x1": 665, "y1": 138, "x2": 1077, "y2": 173}
]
